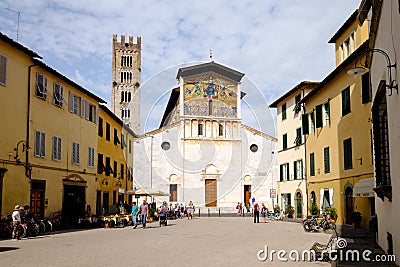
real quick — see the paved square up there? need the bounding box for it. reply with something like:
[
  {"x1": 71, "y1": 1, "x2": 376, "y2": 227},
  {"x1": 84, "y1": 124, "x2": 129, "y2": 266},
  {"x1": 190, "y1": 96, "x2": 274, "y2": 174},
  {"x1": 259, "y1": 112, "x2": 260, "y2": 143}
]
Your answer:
[{"x1": 0, "y1": 217, "x2": 331, "y2": 266}]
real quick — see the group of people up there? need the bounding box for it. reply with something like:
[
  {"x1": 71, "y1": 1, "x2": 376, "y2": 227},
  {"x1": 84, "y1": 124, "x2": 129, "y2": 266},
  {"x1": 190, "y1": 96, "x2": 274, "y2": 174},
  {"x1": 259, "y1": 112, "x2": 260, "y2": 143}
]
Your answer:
[
  {"x1": 11, "y1": 204, "x2": 33, "y2": 240},
  {"x1": 130, "y1": 200, "x2": 196, "y2": 229},
  {"x1": 236, "y1": 201, "x2": 269, "y2": 223}
]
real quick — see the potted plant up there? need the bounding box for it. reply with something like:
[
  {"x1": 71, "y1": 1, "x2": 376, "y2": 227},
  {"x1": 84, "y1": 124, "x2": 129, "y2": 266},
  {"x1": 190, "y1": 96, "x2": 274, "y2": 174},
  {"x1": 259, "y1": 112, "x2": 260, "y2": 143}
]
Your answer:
[
  {"x1": 148, "y1": 207, "x2": 156, "y2": 222},
  {"x1": 285, "y1": 205, "x2": 295, "y2": 218},
  {"x1": 324, "y1": 206, "x2": 338, "y2": 223},
  {"x1": 351, "y1": 211, "x2": 362, "y2": 228},
  {"x1": 309, "y1": 203, "x2": 319, "y2": 216}
]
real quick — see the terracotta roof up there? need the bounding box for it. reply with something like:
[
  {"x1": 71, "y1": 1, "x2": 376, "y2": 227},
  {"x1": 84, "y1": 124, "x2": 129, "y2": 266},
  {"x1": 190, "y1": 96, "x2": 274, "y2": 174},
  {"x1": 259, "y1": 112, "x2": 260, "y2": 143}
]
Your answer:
[
  {"x1": 269, "y1": 81, "x2": 319, "y2": 108},
  {"x1": 176, "y1": 61, "x2": 245, "y2": 82},
  {"x1": 0, "y1": 32, "x2": 42, "y2": 59}
]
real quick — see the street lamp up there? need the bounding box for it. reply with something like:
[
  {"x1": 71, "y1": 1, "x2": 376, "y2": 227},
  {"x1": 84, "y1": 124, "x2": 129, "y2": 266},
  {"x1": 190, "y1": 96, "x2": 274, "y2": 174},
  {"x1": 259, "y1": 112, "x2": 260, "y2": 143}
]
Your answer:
[{"x1": 347, "y1": 48, "x2": 398, "y2": 96}]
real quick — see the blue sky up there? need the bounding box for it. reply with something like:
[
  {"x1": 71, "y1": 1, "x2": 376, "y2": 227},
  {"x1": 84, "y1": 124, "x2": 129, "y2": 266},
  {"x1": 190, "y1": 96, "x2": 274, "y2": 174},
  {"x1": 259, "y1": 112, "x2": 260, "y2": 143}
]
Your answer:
[{"x1": 0, "y1": 1, "x2": 360, "y2": 135}]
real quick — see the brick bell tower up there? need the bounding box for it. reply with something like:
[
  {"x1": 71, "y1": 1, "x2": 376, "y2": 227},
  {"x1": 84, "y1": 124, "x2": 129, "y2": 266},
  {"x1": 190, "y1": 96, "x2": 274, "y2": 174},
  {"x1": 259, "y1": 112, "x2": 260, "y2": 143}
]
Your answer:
[{"x1": 111, "y1": 34, "x2": 141, "y2": 135}]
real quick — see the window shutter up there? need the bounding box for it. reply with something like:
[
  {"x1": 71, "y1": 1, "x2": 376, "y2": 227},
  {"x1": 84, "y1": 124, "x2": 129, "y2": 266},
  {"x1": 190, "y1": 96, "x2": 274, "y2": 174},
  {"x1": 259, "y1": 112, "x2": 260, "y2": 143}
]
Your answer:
[
  {"x1": 34, "y1": 131, "x2": 41, "y2": 156},
  {"x1": 95, "y1": 105, "x2": 98, "y2": 124},
  {"x1": 52, "y1": 137, "x2": 57, "y2": 160},
  {"x1": 315, "y1": 104, "x2": 323, "y2": 128},
  {"x1": 324, "y1": 147, "x2": 330, "y2": 173},
  {"x1": 324, "y1": 101, "x2": 330, "y2": 125},
  {"x1": 57, "y1": 138, "x2": 61, "y2": 160},
  {"x1": 320, "y1": 189, "x2": 324, "y2": 211},
  {"x1": 362, "y1": 72, "x2": 371, "y2": 104},
  {"x1": 280, "y1": 165, "x2": 283, "y2": 182},
  {"x1": 85, "y1": 100, "x2": 90, "y2": 120},
  {"x1": 80, "y1": 98, "x2": 85, "y2": 117},
  {"x1": 329, "y1": 188, "x2": 334, "y2": 206},
  {"x1": 293, "y1": 161, "x2": 297, "y2": 180},
  {"x1": 310, "y1": 153, "x2": 315, "y2": 176},
  {"x1": 68, "y1": 92, "x2": 74, "y2": 112},
  {"x1": 43, "y1": 76, "x2": 47, "y2": 95},
  {"x1": 302, "y1": 114, "x2": 309, "y2": 135},
  {"x1": 286, "y1": 164, "x2": 289, "y2": 181},
  {"x1": 0, "y1": 54, "x2": 7, "y2": 85},
  {"x1": 40, "y1": 132, "x2": 45, "y2": 157}
]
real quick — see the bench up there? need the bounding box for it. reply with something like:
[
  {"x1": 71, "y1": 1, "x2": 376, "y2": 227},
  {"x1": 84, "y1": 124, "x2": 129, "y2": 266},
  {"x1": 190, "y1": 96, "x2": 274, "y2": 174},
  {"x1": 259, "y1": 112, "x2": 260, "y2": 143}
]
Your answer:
[{"x1": 310, "y1": 230, "x2": 339, "y2": 262}]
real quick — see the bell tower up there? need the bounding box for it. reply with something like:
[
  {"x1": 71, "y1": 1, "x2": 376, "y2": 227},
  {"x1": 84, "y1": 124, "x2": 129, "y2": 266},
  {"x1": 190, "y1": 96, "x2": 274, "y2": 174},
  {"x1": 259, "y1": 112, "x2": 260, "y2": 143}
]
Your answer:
[{"x1": 111, "y1": 34, "x2": 141, "y2": 135}]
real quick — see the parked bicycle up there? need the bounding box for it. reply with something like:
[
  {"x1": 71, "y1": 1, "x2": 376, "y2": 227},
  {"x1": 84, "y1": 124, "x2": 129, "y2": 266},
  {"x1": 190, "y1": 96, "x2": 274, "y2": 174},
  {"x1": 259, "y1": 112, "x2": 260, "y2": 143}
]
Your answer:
[{"x1": 303, "y1": 213, "x2": 335, "y2": 232}]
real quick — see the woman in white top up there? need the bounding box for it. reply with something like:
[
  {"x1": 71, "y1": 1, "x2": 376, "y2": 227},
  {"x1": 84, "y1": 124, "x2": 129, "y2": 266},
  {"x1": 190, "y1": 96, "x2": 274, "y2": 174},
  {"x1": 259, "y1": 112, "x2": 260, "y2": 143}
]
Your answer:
[{"x1": 12, "y1": 205, "x2": 21, "y2": 240}]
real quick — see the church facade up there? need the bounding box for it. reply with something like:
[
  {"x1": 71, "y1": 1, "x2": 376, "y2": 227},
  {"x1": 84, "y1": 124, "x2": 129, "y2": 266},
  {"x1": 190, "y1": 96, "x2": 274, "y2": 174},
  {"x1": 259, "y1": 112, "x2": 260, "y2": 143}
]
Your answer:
[{"x1": 133, "y1": 61, "x2": 278, "y2": 209}]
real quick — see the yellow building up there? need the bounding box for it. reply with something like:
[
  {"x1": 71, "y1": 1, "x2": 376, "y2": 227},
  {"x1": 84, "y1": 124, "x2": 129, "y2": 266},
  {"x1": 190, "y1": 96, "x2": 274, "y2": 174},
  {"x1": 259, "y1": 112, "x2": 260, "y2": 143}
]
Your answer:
[
  {"x1": 97, "y1": 105, "x2": 135, "y2": 215},
  {"x1": 300, "y1": 11, "x2": 374, "y2": 227},
  {"x1": 0, "y1": 32, "x2": 106, "y2": 224}
]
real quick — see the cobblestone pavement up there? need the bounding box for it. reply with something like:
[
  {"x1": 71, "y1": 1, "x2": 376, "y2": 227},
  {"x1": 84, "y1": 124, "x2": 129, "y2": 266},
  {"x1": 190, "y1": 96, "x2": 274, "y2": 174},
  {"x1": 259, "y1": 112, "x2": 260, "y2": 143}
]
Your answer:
[{"x1": 0, "y1": 217, "x2": 332, "y2": 267}]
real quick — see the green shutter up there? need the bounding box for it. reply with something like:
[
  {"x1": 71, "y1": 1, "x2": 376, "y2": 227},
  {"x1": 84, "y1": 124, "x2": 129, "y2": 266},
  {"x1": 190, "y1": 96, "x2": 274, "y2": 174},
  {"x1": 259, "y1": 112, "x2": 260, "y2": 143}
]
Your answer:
[
  {"x1": 362, "y1": 72, "x2": 371, "y2": 104},
  {"x1": 302, "y1": 114, "x2": 309, "y2": 135},
  {"x1": 310, "y1": 153, "x2": 315, "y2": 176},
  {"x1": 342, "y1": 87, "x2": 351, "y2": 115},
  {"x1": 316, "y1": 104, "x2": 323, "y2": 128},
  {"x1": 324, "y1": 147, "x2": 330, "y2": 173},
  {"x1": 294, "y1": 161, "x2": 297, "y2": 180},
  {"x1": 280, "y1": 165, "x2": 283, "y2": 181},
  {"x1": 283, "y1": 134, "x2": 287, "y2": 149}
]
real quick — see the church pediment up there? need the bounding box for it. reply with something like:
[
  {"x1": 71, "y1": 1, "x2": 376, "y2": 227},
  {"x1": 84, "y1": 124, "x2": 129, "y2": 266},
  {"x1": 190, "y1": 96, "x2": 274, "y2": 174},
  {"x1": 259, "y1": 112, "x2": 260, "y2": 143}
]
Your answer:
[{"x1": 176, "y1": 61, "x2": 244, "y2": 83}]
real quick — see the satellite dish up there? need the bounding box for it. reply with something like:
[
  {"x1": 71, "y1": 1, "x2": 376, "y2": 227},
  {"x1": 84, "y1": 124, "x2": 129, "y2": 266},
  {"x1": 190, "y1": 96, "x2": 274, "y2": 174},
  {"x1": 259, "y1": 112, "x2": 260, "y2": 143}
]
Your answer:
[{"x1": 347, "y1": 67, "x2": 366, "y2": 77}]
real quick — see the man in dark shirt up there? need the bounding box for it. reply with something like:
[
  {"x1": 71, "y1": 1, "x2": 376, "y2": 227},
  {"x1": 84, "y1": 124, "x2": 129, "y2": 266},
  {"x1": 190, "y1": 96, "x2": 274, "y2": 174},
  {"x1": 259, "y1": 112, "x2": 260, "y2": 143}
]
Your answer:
[{"x1": 253, "y1": 203, "x2": 260, "y2": 223}]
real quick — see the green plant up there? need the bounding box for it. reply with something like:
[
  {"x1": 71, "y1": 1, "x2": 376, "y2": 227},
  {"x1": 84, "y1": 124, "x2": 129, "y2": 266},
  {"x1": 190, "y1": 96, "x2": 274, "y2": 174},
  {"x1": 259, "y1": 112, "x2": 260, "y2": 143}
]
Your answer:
[
  {"x1": 149, "y1": 207, "x2": 156, "y2": 218},
  {"x1": 285, "y1": 205, "x2": 294, "y2": 217},
  {"x1": 309, "y1": 203, "x2": 319, "y2": 215},
  {"x1": 324, "y1": 206, "x2": 338, "y2": 220},
  {"x1": 112, "y1": 81, "x2": 117, "y2": 87},
  {"x1": 135, "y1": 82, "x2": 140, "y2": 88}
]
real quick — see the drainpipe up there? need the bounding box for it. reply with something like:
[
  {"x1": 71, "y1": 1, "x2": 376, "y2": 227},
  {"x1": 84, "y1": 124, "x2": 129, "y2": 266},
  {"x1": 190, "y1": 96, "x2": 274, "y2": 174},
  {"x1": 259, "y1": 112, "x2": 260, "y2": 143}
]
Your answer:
[
  {"x1": 302, "y1": 89, "x2": 309, "y2": 218},
  {"x1": 26, "y1": 64, "x2": 36, "y2": 178}
]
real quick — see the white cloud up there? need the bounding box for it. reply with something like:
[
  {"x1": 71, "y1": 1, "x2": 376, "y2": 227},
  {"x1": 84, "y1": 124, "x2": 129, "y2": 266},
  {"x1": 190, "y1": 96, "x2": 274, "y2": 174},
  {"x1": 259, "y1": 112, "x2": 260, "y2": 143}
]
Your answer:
[{"x1": 0, "y1": 0, "x2": 360, "y2": 134}]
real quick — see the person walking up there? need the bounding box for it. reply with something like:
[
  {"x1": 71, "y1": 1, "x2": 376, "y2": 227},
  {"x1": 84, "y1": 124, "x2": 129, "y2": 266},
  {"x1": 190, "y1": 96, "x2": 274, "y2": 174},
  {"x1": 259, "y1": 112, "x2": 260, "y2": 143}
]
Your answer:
[
  {"x1": 139, "y1": 199, "x2": 149, "y2": 228},
  {"x1": 261, "y1": 203, "x2": 268, "y2": 223},
  {"x1": 253, "y1": 202, "x2": 260, "y2": 223},
  {"x1": 12, "y1": 205, "x2": 21, "y2": 240},
  {"x1": 187, "y1": 201, "x2": 194, "y2": 220},
  {"x1": 131, "y1": 201, "x2": 139, "y2": 229}
]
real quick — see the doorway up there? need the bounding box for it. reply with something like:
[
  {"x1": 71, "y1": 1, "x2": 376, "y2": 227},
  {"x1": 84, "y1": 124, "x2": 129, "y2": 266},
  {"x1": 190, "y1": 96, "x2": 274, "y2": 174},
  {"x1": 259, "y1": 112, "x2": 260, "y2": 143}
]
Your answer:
[
  {"x1": 103, "y1": 192, "x2": 109, "y2": 215},
  {"x1": 296, "y1": 191, "x2": 303, "y2": 218},
  {"x1": 205, "y1": 179, "x2": 217, "y2": 207},
  {"x1": 244, "y1": 185, "x2": 251, "y2": 205},
  {"x1": 345, "y1": 187, "x2": 354, "y2": 224},
  {"x1": 96, "y1": 190, "x2": 102, "y2": 215},
  {"x1": 31, "y1": 180, "x2": 46, "y2": 219},
  {"x1": 62, "y1": 184, "x2": 85, "y2": 225}
]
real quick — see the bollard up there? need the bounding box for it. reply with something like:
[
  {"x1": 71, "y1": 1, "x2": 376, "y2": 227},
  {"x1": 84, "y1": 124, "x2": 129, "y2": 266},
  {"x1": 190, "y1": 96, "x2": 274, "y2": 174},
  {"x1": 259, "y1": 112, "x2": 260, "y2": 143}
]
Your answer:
[
  {"x1": 219, "y1": 208, "x2": 220, "y2": 217},
  {"x1": 199, "y1": 208, "x2": 200, "y2": 218},
  {"x1": 208, "y1": 208, "x2": 210, "y2": 217}
]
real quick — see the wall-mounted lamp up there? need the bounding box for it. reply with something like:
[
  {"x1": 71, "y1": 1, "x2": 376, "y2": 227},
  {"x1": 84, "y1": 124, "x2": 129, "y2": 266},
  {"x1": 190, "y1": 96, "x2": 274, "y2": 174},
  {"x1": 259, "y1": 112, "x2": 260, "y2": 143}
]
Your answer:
[
  {"x1": 347, "y1": 48, "x2": 398, "y2": 96},
  {"x1": 13, "y1": 140, "x2": 29, "y2": 163},
  {"x1": 356, "y1": 157, "x2": 363, "y2": 166}
]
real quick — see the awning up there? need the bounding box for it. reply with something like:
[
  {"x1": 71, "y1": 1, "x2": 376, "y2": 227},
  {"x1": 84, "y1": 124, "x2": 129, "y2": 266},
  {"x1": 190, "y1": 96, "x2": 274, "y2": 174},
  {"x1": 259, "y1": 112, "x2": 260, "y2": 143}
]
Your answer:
[
  {"x1": 353, "y1": 178, "x2": 375, "y2": 197},
  {"x1": 126, "y1": 188, "x2": 170, "y2": 197}
]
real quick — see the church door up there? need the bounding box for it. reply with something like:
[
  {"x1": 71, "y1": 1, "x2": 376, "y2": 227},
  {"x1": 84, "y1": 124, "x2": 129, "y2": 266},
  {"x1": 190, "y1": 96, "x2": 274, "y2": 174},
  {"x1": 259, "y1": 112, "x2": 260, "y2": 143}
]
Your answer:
[{"x1": 205, "y1": 179, "x2": 217, "y2": 207}]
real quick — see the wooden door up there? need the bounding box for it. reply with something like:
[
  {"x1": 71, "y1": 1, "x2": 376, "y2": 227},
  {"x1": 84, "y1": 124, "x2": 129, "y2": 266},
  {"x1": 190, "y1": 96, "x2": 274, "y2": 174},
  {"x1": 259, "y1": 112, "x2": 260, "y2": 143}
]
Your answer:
[
  {"x1": 345, "y1": 187, "x2": 353, "y2": 224},
  {"x1": 244, "y1": 185, "x2": 251, "y2": 205},
  {"x1": 205, "y1": 179, "x2": 217, "y2": 207},
  {"x1": 31, "y1": 190, "x2": 43, "y2": 217}
]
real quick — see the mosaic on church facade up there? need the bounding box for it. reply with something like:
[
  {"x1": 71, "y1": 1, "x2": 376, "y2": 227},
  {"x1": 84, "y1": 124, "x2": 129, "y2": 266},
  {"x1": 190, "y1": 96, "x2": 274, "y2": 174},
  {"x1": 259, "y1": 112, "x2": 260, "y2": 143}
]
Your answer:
[{"x1": 183, "y1": 75, "x2": 238, "y2": 118}]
